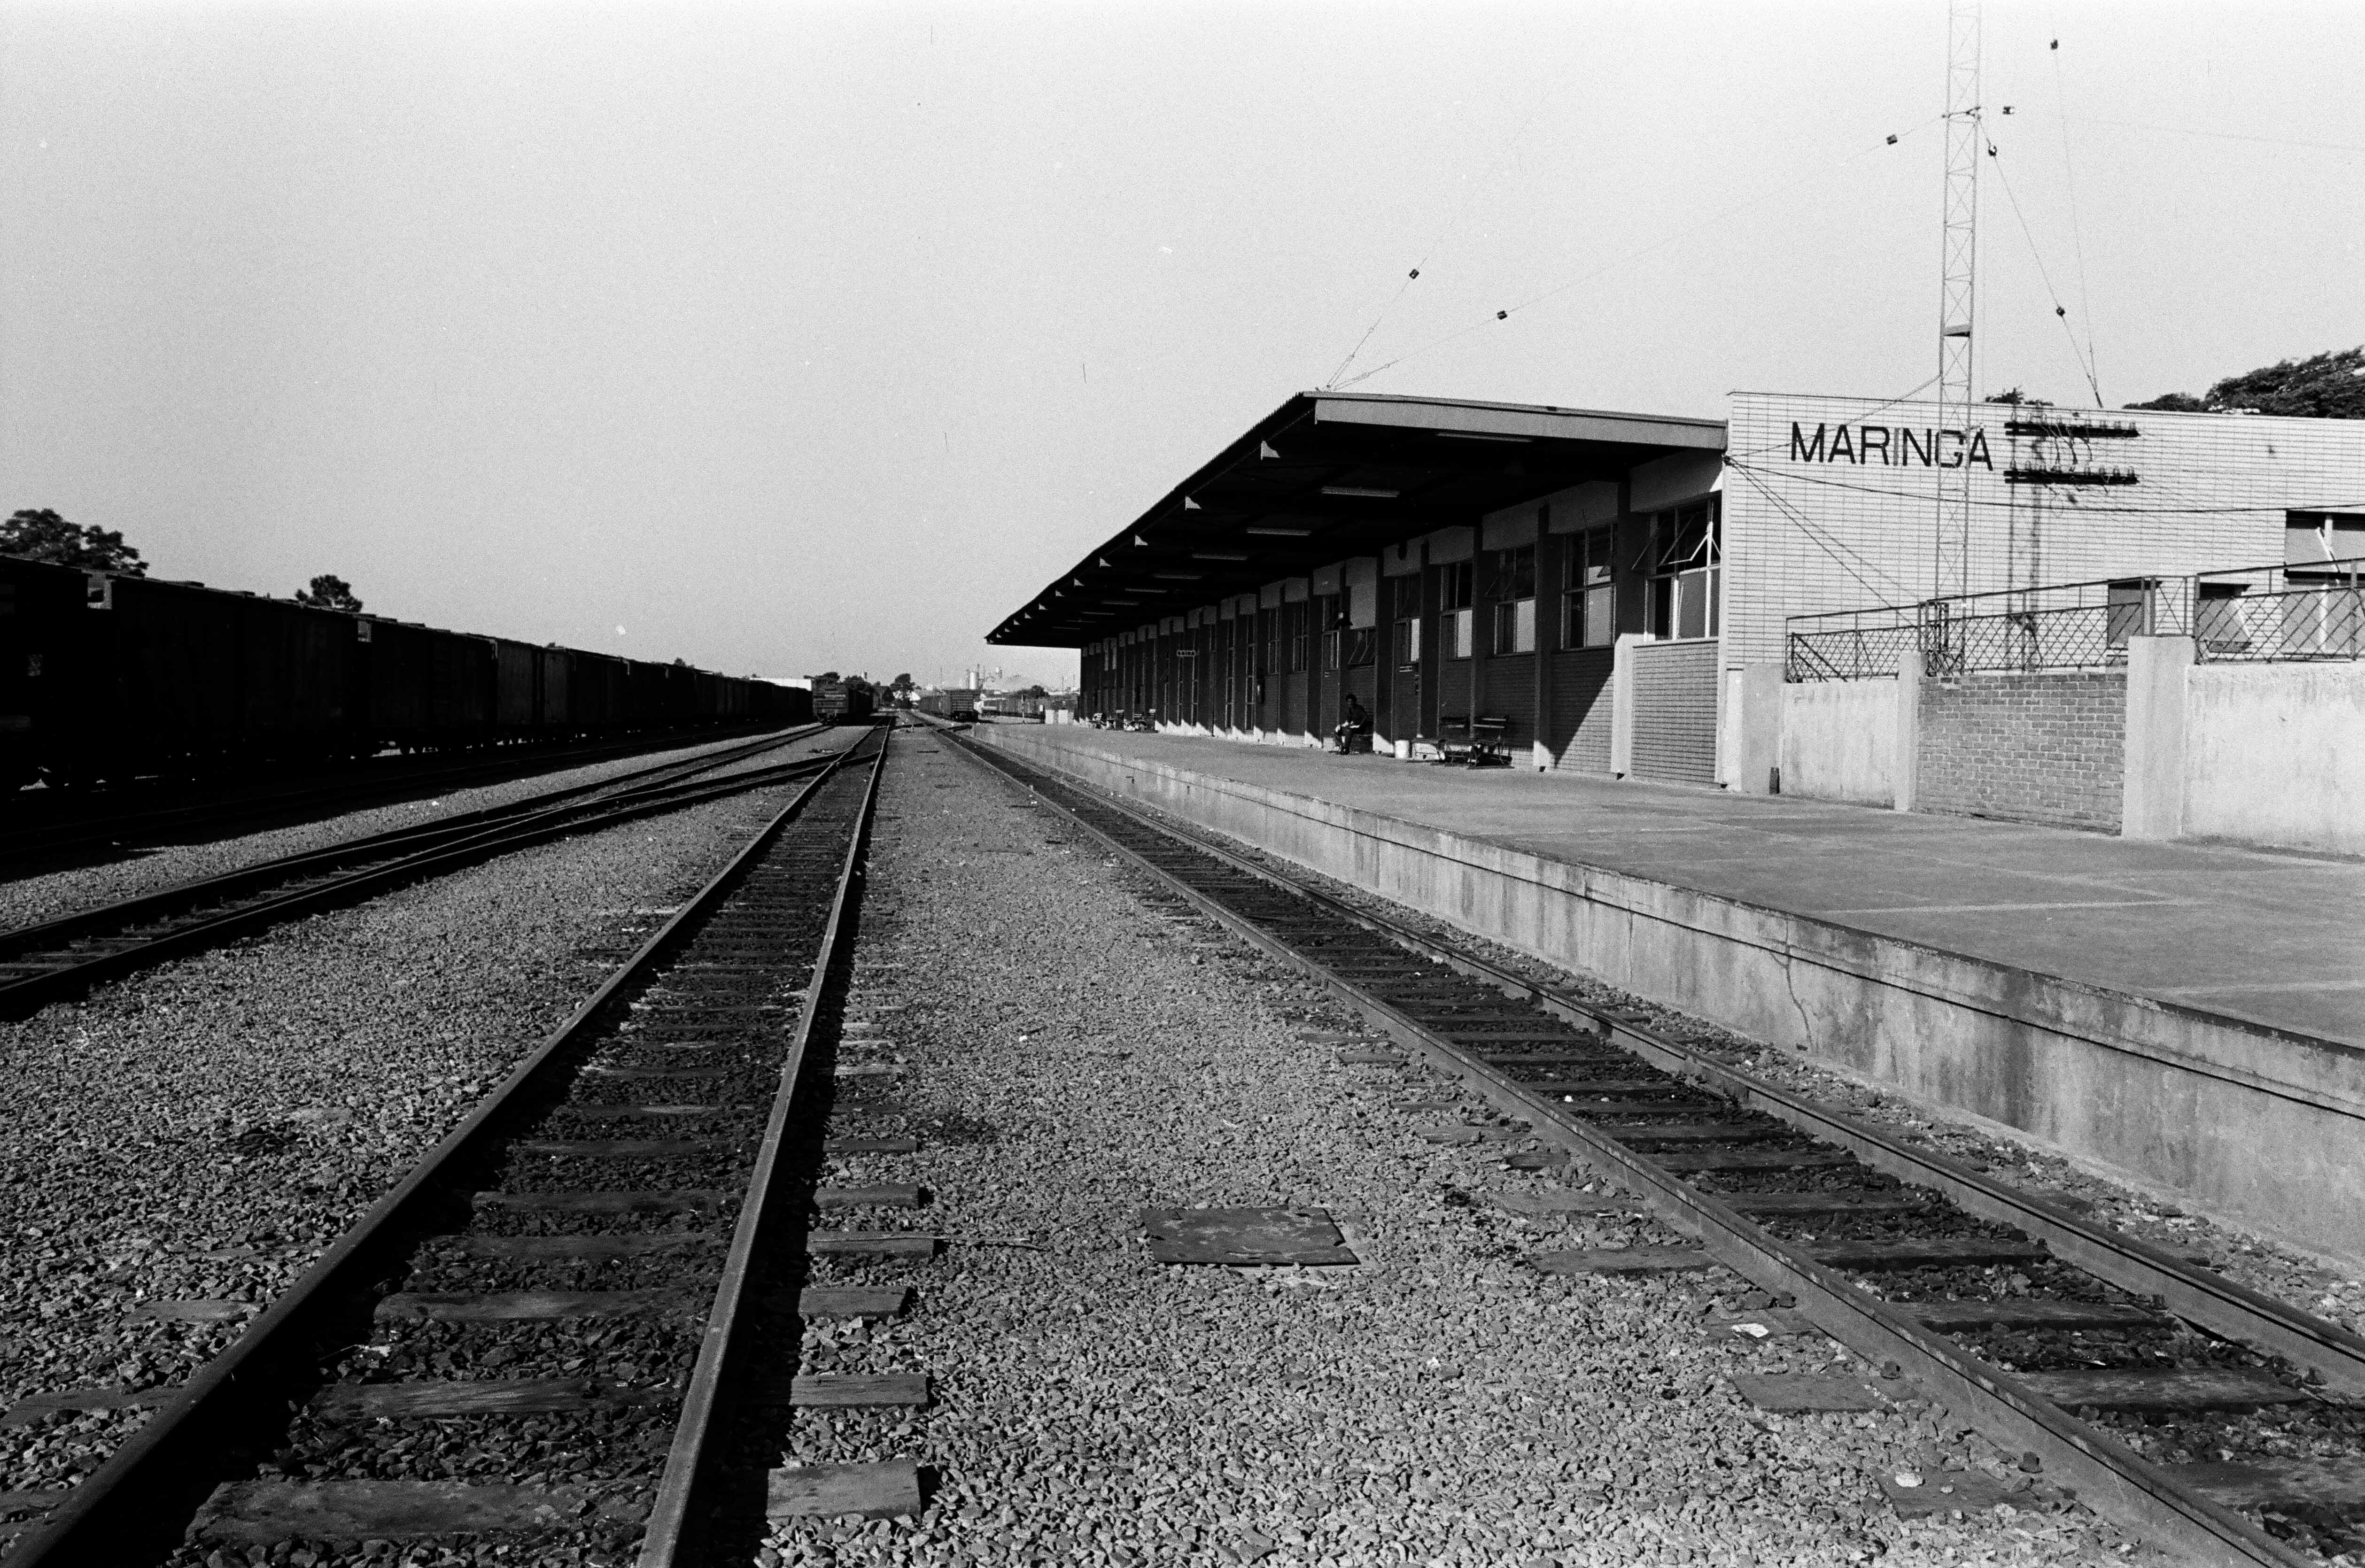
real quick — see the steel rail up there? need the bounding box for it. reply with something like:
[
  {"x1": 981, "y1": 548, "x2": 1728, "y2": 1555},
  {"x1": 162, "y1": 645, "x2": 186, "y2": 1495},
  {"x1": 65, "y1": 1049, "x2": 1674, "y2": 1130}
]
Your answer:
[
  {"x1": 636, "y1": 728, "x2": 889, "y2": 1565},
  {"x1": 0, "y1": 725, "x2": 821, "y2": 959},
  {"x1": 1000, "y1": 772, "x2": 2365, "y2": 1397},
  {"x1": 947, "y1": 734, "x2": 2365, "y2": 1390},
  {"x1": 944, "y1": 731, "x2": 2317, "y2": 1568},
  {"x1": 0, "y1": 722, "x2": 817, "y2": 865},
  {"x1": 0, "y1": 737, "x2": 848, "y2": 1017},
  {"x1": 1, "y1": 739, "x2": 868, "y2": 1568}
]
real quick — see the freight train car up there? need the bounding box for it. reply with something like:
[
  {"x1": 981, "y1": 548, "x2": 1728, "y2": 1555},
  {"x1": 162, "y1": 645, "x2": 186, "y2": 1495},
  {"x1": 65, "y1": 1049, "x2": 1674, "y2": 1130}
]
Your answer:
[
  {"x1": 0, "y1": 557, "x2": 96, "y2": 788},
  {"x1": 0, "y1": 559, "x2": 810, "y2": 788},
  {"x1": 811, "y1": 678, "x2": 875, "y2": 725}
]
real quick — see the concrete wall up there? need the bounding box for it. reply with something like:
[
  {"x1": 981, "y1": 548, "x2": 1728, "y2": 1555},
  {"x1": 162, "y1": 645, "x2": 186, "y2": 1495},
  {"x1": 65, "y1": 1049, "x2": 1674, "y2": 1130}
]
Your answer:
[
  {"x1": 2185, "y1": 659, "x2": 2365, "y2": 857},
  {"x1": 978, "y1": 724, "x2": 2365, "y2": 1267},
  {"x1": 1780, "y1": 677, "x2": 1897, "y2": 805},
  {"x1": 1918, "y1": 671, "x2": 2125, "y2": 832}
]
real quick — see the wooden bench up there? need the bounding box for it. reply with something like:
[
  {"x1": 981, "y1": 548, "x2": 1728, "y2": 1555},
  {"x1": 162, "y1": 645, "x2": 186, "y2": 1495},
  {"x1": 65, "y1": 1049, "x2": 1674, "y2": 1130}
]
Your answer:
[
  {"x1": 1470, "y1": 714, "x2": 1513, "y2": 767},
  {"x1": 1437, "y1": 714, "x2": 1512, "y2": 767}
]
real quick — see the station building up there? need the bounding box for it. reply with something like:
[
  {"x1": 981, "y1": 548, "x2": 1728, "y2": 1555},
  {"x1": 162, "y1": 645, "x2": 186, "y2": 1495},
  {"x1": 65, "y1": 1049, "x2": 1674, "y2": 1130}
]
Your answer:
[{"x1": 991, "y1": 390, "x2": 2365, "y2": 786}]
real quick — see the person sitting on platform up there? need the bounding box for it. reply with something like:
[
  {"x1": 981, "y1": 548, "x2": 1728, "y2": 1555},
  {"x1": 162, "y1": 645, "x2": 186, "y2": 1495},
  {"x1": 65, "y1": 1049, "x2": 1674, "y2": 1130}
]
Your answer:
[{"x1": 1333, "y1": 694, "x2": 1372, "y2": 754}]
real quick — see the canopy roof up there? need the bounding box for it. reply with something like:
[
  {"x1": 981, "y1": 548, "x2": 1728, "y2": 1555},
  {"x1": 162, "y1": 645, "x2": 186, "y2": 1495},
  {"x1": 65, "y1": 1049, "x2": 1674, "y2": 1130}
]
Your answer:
[{"x1": 989, "y1": 391, "x2": 1726, "y2": 647}]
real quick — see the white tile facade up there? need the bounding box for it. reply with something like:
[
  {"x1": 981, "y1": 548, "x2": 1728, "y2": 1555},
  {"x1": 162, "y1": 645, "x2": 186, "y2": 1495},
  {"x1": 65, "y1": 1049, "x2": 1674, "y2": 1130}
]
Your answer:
[{"x1": 1722, "y1": 392, "x2": 2365, "y2": 672}]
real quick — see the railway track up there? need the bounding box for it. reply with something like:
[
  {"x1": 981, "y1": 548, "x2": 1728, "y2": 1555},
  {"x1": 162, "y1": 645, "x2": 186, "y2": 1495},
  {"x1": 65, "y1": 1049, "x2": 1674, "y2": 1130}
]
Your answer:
[
  {"x1": 945, "y1": 726, "x2": 2365, "y2": 1567},
  {"x1": 0, "y1": 726, "x2": 842, "y2": 1017},
  {"x1": 0, "y1": 725, "x2": 817, "y2": 870},
  {"x1": 2, "y1": 724, "x2": 889, "y2": 1566}
]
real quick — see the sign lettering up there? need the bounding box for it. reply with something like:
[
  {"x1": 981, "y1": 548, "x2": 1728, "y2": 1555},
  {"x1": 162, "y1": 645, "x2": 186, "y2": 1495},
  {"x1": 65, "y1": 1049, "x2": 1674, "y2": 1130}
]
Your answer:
[{"x1": 1788, "y1": 422, "x2": 1993, "y2": 471}]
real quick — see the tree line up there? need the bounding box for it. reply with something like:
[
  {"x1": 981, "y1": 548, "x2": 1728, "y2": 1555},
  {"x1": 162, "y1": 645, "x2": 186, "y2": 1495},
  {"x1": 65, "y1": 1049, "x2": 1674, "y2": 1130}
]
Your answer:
[{"x1": 0, "y1": 509, "x2": 364, "y2": 610}]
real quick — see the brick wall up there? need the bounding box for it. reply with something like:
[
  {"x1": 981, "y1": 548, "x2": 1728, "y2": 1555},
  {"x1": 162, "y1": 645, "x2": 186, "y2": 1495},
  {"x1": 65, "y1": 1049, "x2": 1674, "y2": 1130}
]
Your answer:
[{"x1": 1918, "y1": 670, "x2": 2125, "y2": 831}]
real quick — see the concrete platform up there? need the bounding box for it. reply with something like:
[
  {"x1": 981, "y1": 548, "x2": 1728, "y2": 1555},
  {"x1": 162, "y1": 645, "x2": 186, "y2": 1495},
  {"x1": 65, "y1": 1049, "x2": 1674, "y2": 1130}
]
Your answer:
[{"x1": 975, "y1": 723, "x2": 2365, "y2": 1262}]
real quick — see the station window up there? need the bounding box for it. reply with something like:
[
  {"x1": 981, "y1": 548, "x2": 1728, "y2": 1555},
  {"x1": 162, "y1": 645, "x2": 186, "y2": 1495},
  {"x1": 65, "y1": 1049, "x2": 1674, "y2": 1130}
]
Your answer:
[
  {"x1": 1561, "y1": 527, "x2": 1616, "y2": 649},
  {"x1": 1287, "y1": 601, "x2": 1309, "y2": 672},
  {"x1": 1390, "y1": 575, "x2": 1423, "y2": 669},
  {"x1": 2194, "y1": 581, "x2": 2251, "y2": 655},
  {"x1": 2286, "y1": 511, "x2": 2365, "y2": 575},
  {"x1": 1314, "y1": 594, "x2": 1341, "y2": 671},
  {"x1": 1645, "y1": 498, "x2": 1720, "y2": 641},
  {"x1": 1489, "y1": 545, "x2": 1536, "y2": 655},
  {"x1": 2105, "y1": 579, "x2": 2161, "y2": 646},
  {"x1": 1436, "y1": 561, "x2": 1473, "y2": 658}
]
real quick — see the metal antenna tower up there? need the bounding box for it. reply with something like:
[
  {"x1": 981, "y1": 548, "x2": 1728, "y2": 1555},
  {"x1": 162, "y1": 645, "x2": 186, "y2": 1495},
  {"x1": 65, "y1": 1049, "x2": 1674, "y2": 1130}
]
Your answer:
[{"x1": 1935, "y1": 0, "x2": 1982, "y2": 602}]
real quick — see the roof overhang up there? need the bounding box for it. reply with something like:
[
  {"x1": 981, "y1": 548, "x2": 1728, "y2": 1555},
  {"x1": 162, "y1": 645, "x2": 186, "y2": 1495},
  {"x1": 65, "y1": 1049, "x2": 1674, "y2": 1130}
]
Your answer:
[{"x1": 989, "y1": 391, "x2": 1726, "y2": 648}]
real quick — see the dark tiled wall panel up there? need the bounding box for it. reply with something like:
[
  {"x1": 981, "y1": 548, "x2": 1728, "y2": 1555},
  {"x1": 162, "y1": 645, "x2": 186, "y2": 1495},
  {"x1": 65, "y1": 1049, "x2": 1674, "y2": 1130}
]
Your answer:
[{"x1": 1633, "y1": 641, "x2": 1720, "y2": 784}]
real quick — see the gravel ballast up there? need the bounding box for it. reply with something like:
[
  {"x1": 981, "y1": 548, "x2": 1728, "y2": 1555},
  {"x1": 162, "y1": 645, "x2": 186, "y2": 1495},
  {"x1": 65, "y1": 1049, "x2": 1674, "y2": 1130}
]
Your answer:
[
  {"x1": 1158, "y1": 793, "x2": 2365, "y2": 1393},
  {"x1": 0, "y1": 739, "x2": 856, "y2": 1511},
  {"x1": 762, "y1": 730, "x2": 2135, "y2": 1568},
  {"x1": 0, "y1": 726, "x2": 830, "y2": 933}
]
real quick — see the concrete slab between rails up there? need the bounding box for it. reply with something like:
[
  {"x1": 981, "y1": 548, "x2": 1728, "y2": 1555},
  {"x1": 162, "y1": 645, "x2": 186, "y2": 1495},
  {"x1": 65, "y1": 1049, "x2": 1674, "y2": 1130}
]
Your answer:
[{"x1": 971, "y1": 723, "x2": 2365, "y2": 1267}]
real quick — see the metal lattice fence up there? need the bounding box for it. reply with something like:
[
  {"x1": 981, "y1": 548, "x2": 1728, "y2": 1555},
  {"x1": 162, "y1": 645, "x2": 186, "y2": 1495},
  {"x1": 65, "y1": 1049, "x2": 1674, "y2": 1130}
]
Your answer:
[
  {"x1": 1786, "y1": 557, "x2": 2365, "y2": 680},
  {"x1": 2190, "y1": 561, "x2": 2365, "y2": 662}
]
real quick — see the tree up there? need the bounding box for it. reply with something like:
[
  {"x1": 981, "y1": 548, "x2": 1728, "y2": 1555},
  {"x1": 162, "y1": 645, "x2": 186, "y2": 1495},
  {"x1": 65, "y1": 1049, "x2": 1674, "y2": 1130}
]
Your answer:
[
  {"x1": 293, "y1": 573, "x2": 364, "y2": 612},
  {"x1": 2127, "y1": 346, "x2": 2365, "y2": 418},
  {"x1": 0, "y1": 509, "x2": 147, "y2": 574},
  {"x1": 1018, "y1": 684, "x2": 1047, "y2": 698},
  {"x1": 888, "y1": 672, "x2": 915, "y2": 695}
]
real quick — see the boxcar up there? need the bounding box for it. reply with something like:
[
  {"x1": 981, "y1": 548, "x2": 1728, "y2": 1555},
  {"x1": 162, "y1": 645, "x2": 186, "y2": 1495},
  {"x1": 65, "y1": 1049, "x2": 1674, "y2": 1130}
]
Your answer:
[
  {"x1": 0, "y1": 558, "x2": 95, "y2": 787},
  {"x1": 362, "y1": 619, "x2": 434, "y2": 753},
  {"x1": 492, "y1": 638, "x2": 538, "y2": 736},
  {"x1": 535, "y1": 646, "x2": 573, "y2": 733},
  {"x1": 4, "y1": 562, "x2": 807, "y2": 787},
  {"x1": 811, "y1": 678, "x2": 875, "y2": 725},
  {"x1": 85, "y1": 577, "x2": 247, "y2": 777}
]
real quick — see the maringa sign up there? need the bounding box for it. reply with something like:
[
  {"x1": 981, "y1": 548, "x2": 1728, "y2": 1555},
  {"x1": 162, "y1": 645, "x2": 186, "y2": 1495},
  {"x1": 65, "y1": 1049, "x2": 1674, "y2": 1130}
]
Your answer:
[{"x1": 1789, "y1": 422, "x2": 1994, "y2": 470}]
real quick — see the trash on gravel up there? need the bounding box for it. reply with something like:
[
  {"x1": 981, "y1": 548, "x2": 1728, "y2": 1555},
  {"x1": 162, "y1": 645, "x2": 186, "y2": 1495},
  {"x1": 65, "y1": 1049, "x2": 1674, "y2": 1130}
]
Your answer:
[
  {"x1": 1732, "y1": 1371, "x2": 1898, "y2": 1412},
  {"x1": 1878, "y1": 1468, "x2": 2052, "y2": 1517},
  {"x1": 1489, "y1": 1190, "x2": 1640, "y2": 1215},
  {"x1": 1137, "y1": 1207, "x2": 1360, "y2": 1266}
]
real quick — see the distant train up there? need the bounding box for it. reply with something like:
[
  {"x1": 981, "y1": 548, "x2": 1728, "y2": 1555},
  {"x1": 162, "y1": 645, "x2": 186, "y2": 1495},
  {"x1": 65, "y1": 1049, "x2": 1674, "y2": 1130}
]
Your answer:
[
  {"x1": 913, "y1": 688, "x2": 980, "y2": 720},
  {"x1": 810, "y1": 677, "x2": 876, "y2": 726},
  {"x1": 0, "y1": 556, "x2": 810, "y2": 788}
]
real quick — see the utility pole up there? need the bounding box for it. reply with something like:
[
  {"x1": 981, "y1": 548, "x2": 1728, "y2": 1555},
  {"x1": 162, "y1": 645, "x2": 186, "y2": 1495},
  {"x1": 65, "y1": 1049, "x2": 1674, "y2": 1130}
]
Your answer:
[{"x1": 1935, "y1": 0, "x2": 1982, "y2": 605}]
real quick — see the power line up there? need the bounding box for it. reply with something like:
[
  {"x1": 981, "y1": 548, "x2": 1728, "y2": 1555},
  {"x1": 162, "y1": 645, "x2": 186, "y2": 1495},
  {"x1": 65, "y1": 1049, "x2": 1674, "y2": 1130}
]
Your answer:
[
  {"x1": 1724, "y1": 455, "x2": 2359, "y2": 516},
  {"x1": 1726, "y1": 463, "x2": 1915, "y2": 605},
  {"x1": 2050, "y1": 37, "x2": 2102, "y2": 406},
  {"x1": 1322, "y1": 85, "x2": 1556, "y2": 390},
  {"x1": 1333, "y1": 116, "x2": 1946, "y2": 392},
  {"x1": 1985, "y1": 136, "x2": 2102, "y2": 406},
  {"x1": 2063, "y1": 115, "x2": 2365, "y2": 157},
  {"x1": 1725, "y1": 374, "x2": 1942, "y2": 462}
]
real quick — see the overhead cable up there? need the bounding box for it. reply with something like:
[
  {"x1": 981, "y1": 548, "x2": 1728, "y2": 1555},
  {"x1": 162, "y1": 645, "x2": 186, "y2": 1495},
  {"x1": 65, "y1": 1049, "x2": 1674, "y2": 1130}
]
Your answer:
[
  {"x1": 1332, "y1": 116, "x2": 1947, "y2": 392},
  {"x1": 1322, "y1": 84, "x2": 1556, "y2": 391},
  {"x1": 2063, "y1": 115, "x2": 2365, "y2": 157},
  {"x1": 1984, "y1": 133, "x2": 2104, "y2": 408},
  {"x1": 1724, "y1": 455, "x2": 2361, "y2": 516},
  {"x1": 2050, "y1": 36, "x2": 2103, "y2": 406}
]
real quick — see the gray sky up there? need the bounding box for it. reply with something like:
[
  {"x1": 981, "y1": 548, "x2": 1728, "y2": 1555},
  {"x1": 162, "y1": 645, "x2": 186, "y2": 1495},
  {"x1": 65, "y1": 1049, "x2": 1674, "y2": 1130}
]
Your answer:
[{"x1": 4, "y1": 2, "x2": 2357, "y2": 688}]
